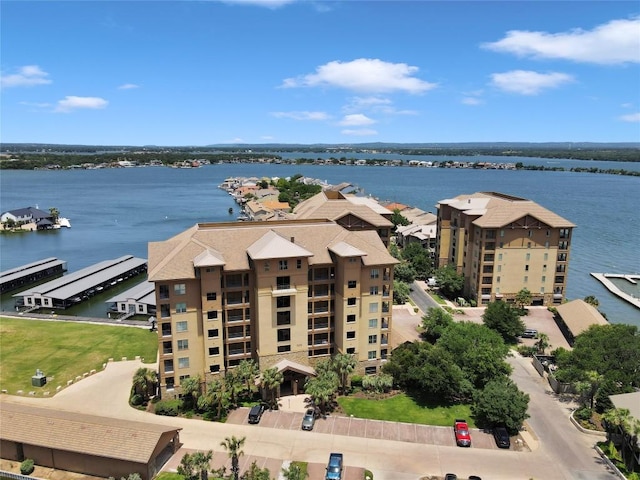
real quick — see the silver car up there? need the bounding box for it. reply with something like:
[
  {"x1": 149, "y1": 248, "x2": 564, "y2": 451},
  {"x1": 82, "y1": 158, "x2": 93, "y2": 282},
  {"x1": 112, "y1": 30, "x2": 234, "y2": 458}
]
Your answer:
[{"x1": 301, "y1": 408, "x2": 316, "y2": 431}]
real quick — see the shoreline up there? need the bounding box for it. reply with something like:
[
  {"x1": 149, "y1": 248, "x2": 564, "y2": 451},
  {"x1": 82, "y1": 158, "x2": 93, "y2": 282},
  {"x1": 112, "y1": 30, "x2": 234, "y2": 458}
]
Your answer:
[{"x1": 590, "y1": 273, "x2": 640, "y2": 309}]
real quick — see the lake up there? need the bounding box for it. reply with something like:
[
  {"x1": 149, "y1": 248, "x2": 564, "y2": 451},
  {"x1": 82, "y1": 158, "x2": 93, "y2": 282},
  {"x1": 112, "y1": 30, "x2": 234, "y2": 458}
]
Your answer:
[{"x1": 1, "y1": 157, "x2": 638, "y2": 326}]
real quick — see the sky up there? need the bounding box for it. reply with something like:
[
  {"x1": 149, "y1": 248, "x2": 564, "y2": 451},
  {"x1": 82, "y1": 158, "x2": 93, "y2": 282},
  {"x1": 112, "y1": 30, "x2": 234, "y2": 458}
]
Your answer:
[{"x1": 1, "y1": 1, "x2": 639, "y2": 146}]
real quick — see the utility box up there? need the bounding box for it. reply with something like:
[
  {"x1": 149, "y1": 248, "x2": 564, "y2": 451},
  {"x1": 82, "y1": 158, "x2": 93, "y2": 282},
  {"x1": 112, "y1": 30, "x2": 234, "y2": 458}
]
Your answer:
[{"x1": 31, "y1": 369, "x2": 46, "y2": 387}]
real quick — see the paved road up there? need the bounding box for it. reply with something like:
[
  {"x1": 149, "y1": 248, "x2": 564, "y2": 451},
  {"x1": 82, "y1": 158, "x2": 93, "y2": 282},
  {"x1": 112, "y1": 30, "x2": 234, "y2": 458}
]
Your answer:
[{"x1": 409, "y1": 280, "x2": 440, "y2": 313}]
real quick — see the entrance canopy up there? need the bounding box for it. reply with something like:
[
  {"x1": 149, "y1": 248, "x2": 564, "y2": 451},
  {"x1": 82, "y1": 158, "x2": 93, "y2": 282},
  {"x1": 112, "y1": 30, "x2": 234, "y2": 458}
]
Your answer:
[{"x1": 273, "y1": 358, "x2": 316, "y2": 377}]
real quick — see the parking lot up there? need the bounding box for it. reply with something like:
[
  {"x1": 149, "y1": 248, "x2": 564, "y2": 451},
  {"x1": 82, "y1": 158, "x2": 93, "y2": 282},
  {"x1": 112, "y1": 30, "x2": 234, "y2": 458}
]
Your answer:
[{"x1": 227, "y1": 407, "x2": 527, "y2": 452}]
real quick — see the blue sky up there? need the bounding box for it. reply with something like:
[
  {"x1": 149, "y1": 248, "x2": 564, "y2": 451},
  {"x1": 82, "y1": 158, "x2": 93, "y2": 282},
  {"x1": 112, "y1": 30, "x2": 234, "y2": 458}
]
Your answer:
[{"x1": 1, "y1": 1, "x2": 639, "y2": 145}]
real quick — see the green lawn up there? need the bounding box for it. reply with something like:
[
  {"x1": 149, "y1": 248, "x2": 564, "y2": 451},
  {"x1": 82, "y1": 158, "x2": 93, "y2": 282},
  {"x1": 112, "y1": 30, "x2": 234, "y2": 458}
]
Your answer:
[
  {"x1": 0, "y1": 317, "x2": 158, "y2": 395},
  {"x1": 428, "y1": 291, "x2": 447, "y2": 305},
  {"x1": 337, "y1": 393, "x2": 475, "y2": 427}
]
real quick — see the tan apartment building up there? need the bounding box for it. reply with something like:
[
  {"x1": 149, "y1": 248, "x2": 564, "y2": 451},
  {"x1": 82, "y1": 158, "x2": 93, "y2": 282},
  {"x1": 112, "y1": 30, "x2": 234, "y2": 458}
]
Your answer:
[
  {"x1": 148, "y1": 219, "x2": 398, "y2": 398},
  {"x1": 435, "y1": 192, "x2": 575, "y2": 306}
]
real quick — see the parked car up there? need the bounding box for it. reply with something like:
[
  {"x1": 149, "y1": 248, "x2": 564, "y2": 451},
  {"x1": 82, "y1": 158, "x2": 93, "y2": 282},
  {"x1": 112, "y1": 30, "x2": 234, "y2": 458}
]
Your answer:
[
  {"x1": 301, "y1": 408, "x2": 316, "y2": 431},
  {"x1": 521, "y1": 329, "x2": 538, "y2": 338},
  {"x1": 453, "y1": 419, "x2": 471, "y2": 447},
  {"x1": 444, "y1": 475, "x2": 457, "y2": 480},
  {"x1": 325, "y1": 452, "x2": 343, "y2": 480},
  {"x1": 492, "y1": 426, "x2": 511, "y2": 448},
  {"x1": 248, "y1": 404, "x2": 265, "y2": 424},
  {"x1": 468, "y1": 476, "x2": 482, "y2": 480}
]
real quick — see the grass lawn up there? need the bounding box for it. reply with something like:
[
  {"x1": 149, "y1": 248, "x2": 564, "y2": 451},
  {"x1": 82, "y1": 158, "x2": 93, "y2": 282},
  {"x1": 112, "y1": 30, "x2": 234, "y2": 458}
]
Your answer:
[
  {"x1": 0, "y1": 317, "x2": 157, "y2": 395},
  {"x1": 337, "y1": 392, "x2": 475, "y2": 427},
  {"x1": 428, "y1": 291, "x2": 447, "y2": 305}
]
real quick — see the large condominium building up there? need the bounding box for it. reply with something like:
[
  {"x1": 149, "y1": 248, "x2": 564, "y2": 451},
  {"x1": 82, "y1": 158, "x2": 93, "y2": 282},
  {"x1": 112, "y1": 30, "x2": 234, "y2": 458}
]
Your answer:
[
  {"x1": 148, "y1": 219, "x2": 398, "y2": 398},
  {"x1": 435, "y1": 192, "x2": 575, "y2": 306}
]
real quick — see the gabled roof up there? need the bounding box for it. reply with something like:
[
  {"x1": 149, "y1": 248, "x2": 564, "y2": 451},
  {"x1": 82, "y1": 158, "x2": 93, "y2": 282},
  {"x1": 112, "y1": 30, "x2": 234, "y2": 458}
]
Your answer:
[
  {"x1": 555, "y1": 299, "x2": 608, "y2": 336},
  {"x1": 194, "y1": 248, "x2": 226, "y2": 267},
  {"x1": 438, "y1": 192, "x2": 575, "y2": 228},
  {"x1": 273, "y1": 358, "x2": 316, "y2": 377},
  {"x1": 2, "y1": 206, "x2": 52, "y2": 219},
  {"x1": 0, "y1": 401, "x2": 181, "y2": 464},
  {"x1": 247, "y1": 230, "x2": 314, "y2": 260},
  {"x1": 292, "y1": 191, "x2": 392, "y2": 227},
  {"x1": 328, "y1": 241, "x2": 367, "y2": 258}
]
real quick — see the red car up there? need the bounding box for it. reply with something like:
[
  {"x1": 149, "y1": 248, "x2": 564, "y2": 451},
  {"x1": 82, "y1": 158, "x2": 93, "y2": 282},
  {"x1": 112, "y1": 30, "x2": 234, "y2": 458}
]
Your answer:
[{"x1": 454, "y1": 419, "x2": 471, "y2": 447}]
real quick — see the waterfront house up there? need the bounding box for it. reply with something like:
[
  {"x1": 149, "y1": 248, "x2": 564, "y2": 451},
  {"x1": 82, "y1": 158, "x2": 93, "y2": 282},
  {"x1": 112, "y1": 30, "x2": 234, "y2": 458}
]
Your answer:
[{"x1": 1, "y1": 206, "x2": 54, "y2": 229}]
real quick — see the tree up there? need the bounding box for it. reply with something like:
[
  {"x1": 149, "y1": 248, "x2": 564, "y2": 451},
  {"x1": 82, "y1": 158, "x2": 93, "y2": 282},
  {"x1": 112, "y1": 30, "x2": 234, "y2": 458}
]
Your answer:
[
  {"x1": 515, "y1": 288, "x2": 532, "y2": 311},
  {"x1": 401, "y1": 242, "x2": 433, "y2": 279},
  {"x1": 180, "y1": 376, "x2": 202, "y2": 411},
  {"x1": 198, "y1": 378, "x2": 231, "y2": 420},
  {"x1": 420, "y1": 307, "x2": 453, "y2": 343},
  {"x1": 391, "y1": 208, "x2": 410, "y2": 229},
  {"x1": 333, "y1": 353, "x2": 356, "y2": 394},
  {"x1": 472, "y1": 377, "x2": 530, "y2": 433},
  {"x1": 305, "y1": 368, "x2": 339, "y2": 414},
  {"x1": 535, "y1": 332, "x2": 550, "y2": 354},
  {"x1": 482, "y1": 301, "x2": 525, "y2": 342},
  {"x1": 281, "y1": 462, "x2": 309, "y2": 480},
  {"x1": 434, "y1": 265, "x2": 464, "y2": 299},
  {"x1": 220, "y1": 436, "x2": 246, "y2": 480},
  {"x1": 393, "y1": 263, "x2": 416, "y2": 283},
  {"x1": 576, "y1": 370, "x2": 604, "y2": 410},
  {"x1": 260, "y1": 367, "x2": 283, "y2": 408},
  {"x1": 225, "y1": 370, "x2": 244, "y2": 407},
  {"x1": 393, "y1": 280, "x2": 410, "y2": 304},
  {"x1": 190, "y1": 450, "x2": 213, "y2": 480},
  {"x1": 583, "y1": 295, "x2": 599, "y2": 307},
  {"x1": 131, "y1": 367, "x2": 157, "y2": 403},
  {"x1": 49, "y1": 207, "x2": 60, "y2": 222},
  {"x1": 241, "y1": 461, "x2": 271, "y2": 480},
  {"x1": 236, "y1": 359, "x2": 260, "y2": 400},
  {"x1": 176, "y1": 452, "x2": 198, "y2": 480}
]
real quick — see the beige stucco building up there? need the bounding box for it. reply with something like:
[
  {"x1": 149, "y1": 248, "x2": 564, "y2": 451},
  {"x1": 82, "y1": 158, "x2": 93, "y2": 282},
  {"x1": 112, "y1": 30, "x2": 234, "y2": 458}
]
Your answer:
[
  {"x1": 435, "y1": 192, "x2": 575, "y2": 306},
  {"x1": 148, "y1": 219, "x2": 398, "y2": 398}
]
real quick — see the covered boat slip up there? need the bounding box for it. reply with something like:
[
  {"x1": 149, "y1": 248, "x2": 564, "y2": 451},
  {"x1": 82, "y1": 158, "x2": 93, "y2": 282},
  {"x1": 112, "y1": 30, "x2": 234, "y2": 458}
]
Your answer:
[
  {"x1": 13, "y1": 255, "x2": 147, "y2": 310},
  {"x1": 106, "y1": 280, "x2": 156, "y2": 316},
  {"x1": 0, "y1": 257, "x2": 67, "y2": 294}
]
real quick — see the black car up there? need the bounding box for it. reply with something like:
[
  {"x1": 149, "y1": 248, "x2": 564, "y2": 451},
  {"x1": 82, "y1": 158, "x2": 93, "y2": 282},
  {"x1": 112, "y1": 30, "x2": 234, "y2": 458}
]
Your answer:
[
  {"x1": 444, "y1": 475, "x2": 457, "y2": 480},
  {"x1": 493, "y1": 426, "x2": 511, "y2": 448},
  {"x1": 248, "y1": 404, "x2": 265, "y2": 424}
]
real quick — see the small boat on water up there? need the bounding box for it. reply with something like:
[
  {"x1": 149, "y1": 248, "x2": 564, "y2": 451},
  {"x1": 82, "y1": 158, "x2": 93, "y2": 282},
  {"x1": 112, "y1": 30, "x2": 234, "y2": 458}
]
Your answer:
[{"x1": 228, "y1": 207, "x2": 233, "y2": 215}]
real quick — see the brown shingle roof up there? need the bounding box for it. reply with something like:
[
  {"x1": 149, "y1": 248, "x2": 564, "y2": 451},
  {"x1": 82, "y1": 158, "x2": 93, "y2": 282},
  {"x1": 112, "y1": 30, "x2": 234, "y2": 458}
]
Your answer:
[
  {"x1": 148, "y1": 219, "x2": 398, "y2": 281},
  {"x1": 292, "y1": 191, "x2": 392, "y2": 227},
  {"x1": 0, "y1": 401, "x2": 180, "y2": 464},
  {"x1": 556, "y1": 299, "x2": 608, "y2": 336}
]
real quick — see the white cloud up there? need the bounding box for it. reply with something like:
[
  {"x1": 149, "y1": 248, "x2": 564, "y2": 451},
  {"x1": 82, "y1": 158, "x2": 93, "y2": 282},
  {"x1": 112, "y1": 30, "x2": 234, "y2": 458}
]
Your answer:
[
  {"x1": 338, "y1": 114, "x2": 376, "y2": 126},
  {"x1": 55, "y1": 96, "x2": 108, "y2": 113},
  {"x1": 341, "y1": 128, "x2": 378, "y2": 136},
  {"x1": 1, "y1": 65, "x2": 51, "y2": 88},
  {"x1": 271, "y1": 111, "x2": 330, "y2": 121},
  {"x1": 19, "y1": 101, "x2": 53, "y2": 108},
  {"x1": 482, "y1": 16, "x2": 640, "y2": 65},
  {"x1": 619, "y1": 112, "x2": 640, "y2": 122},
  {"x1": 461, "y1": 97, "x2": 484, "y2": 106},
  {"x1": 490, "y1": 70, "x2": 574, "y2": 95},
  {"x1": 118, "y1": 83, "x2": 140, "y2": 90},
  {"x1": 217, "y1": 0, "x2": 296, "y2": 8},
  {"x1": 282, "y1": 58, "x2": 437, "y2": 94}
]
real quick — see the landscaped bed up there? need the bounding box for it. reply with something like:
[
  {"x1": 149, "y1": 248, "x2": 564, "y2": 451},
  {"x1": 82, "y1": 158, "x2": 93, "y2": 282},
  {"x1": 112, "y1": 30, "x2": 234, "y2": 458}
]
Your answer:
[{"x1": 0, "y1": 316, "x2": 158, "y2": 395}]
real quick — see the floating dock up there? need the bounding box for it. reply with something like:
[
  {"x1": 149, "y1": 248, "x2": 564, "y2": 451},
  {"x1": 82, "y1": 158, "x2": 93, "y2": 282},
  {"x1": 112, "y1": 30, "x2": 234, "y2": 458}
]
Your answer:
[
  {"x1": 13, "y1": 255, "x2": 147, "y2": 310},
  {"x1": 0, "y1": 257, "x2": 67, "y2": 294},
  {"x1": 590, "y1": 273, "x2": 640, "y2": 309}
]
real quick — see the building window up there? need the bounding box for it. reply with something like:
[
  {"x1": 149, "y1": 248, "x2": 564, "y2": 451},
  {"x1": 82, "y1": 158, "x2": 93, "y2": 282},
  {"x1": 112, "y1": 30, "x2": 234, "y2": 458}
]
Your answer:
[
  {"x1": 524, "y1": 276, "x2": 528, "y2": 283},
  {"x1": 210, "y1": 365, "x2": 220, "y2": 373},
  {"x1": 159, "y1": 285, "x2": 169, "y2": 299},
  {"x1": 347, "y1": 298, "x2": 356, "y2": 306},
  {"x1": 278, "y1": 345, "x2": 291, "y2": 353},
  {"x1": 206, "y1": 292, "x2": 217, "y2": 301},
  {"x1": 369, "y1": 319, "x2": 378, "y2": 328},
  {"x1": 545, "y1": 241, "x2": 550, "y2": 248},
  {"x1": 138, "y1": 304, "x2": 144, "y2": 312},
  {"x1": 528, "y1": 230, "x2": 533, "y2": 238},
  {"x1": 496, "y1": 276, "x2": 501, "y2": 283},
  {"x1": 279, "y1": 260, "x2": 288, "y2": 270},
  {"x1": 277, "y1": 296, "x2": 291, "y2": 308},
  {"x1": 178, "y1": 357, "x2": 190, "y2": 369},
  {"x1": 370, "y1": 286, "x2": 379, "y2": 295},
  {"x1": 349, "y1": 258, "x2": 357, "y2": 263},
  {"x1": 369, "y1": 303, "x2": 378, "y2": 313},
  {"x1": 500, "y1": 230, "x2": 505, "y2": 237},
  {"x1": 542, "y1": 276, "x2": 546, "y2": 283},
  {"x1": 368, "y1": 350, "x2": 377, "y2": 360},
  {"x1": 209, "y1": 347, "x2": 220, "y2": 356},
  {"x1": 174, "y1": 284, "x2": 186, "y2": 295},
  {"x1": 526, "y1": 253, "x2": 531, "y2": 261},
  {"x1": 346, "y1": 314, "x2": 356, "y2": 323},
  {"x1": 297, "y1": 259, "x2": 302, "y2": 269},
  {"x1": 176, "y1": 321, "x2": 188, "y2": 332},
  {"x1": 498, "y1": 253, "x2": 503, "y2": 261},
  {"x1": 347, "y1": 331, "x2": 356, "y2": 339},
  {"x1": 276, "y1": 276, "x2": 290, "y2": 290},
  {"x1": 277, "y1": 328, "x2": 291, "y2": 342},
  {"x1": 525, "y1": 265, "x2": 529, "y2": 271},
  {"x1": 277, "y1": 311, "x2": 291, "y2": 326},
  {"x1": 177, "y1": 339, "x2": 189, "y2": 351},
  {"x1": 176, "y1": 302, "x2": 187, "y2": 313},
  {"x1": 207, "y1": 310, "x2": 218, "y2": 320},
  {"x1": 365, "y1": 366, "x2": 377, "y2": 375},
  {"x1": 497, "y1": 265, "x2": 502, "y2": 272},
  {"x1": 348, "y1": 280, "x2": 357, "y2": 288},
  {"x1": 207, "y1": 328, "x2": 219, "y2": 338},
  {"x1": 264, "y1": 261, "x2": 270, "y2": 272},
  {"x1": 370, "y1": 269, "x2": 379, "y2": 279},
  {"x1": 527, "y1": 242, "x2": 532, "y2": 248},
  {"x1": 543, "y1": 264, "x2": 547, "y2": 272},
  {"x1": 346, "y1": 347, "x2": 356, "y2": 354},
  {"x1": 368, "y1": 335, "x2": 377, "y2": 344}
]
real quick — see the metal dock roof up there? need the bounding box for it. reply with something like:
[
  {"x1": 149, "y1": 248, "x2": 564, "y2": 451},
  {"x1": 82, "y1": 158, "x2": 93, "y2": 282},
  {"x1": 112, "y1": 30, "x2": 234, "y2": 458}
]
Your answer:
[
  {"x1": 0, "y1": 257, "x2": 67, "y2": 286},
  {"x1": 14, "y1": 255, "x2": 147, "y2": 301},
  {"x1": 106, "y1": 280, "x2": 156, "y2": 305}
]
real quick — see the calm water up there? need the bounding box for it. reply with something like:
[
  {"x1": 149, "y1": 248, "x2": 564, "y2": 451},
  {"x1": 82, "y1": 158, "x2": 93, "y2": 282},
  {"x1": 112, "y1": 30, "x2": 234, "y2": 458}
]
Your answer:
[{"x1": 1, "y1": 158, "x2": 638, "y2": 326}]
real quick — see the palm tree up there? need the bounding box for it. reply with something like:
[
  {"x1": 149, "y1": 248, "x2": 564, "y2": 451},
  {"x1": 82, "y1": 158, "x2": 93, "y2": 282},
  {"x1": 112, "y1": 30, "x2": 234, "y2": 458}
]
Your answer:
[
  {"x1": 236, "y1": 359, "x2": 259, "y2": 399},
  {"x1": 181, "y1": 375, "x2": 202, "y2": 411},
  {"x1": 191, "y1": 450, "x2": 213, "y2": 480},
  {"x1": 131, "y1": 367, "x2": 157, "y2": 402},
  {"x1": 305, "y1": 371, "x2": 339, "y2": 415},
  {"x1": 260, "y1": 367, "x2": 283, "y2": 408},
  {"x1": 535, "y1": 333, "x2": 550, "y2": 354},
  {"x1": 583, "y1": 295, "x2": 599, "y2": 307},
  {"x1": 199, "y1": 379, "x2": 231, "y2": 420},
  {"x1": 220, "y1": 435, "x2": 246, "y2": 480},
  {"x1": 48, "y1": 207, "x2": 60, "y2": 222},
  {"x1": 602, "y1": 408, "x2": 632, "y2": 466},
  {"x1": 225, "y1": 370, "x2": 244, "y2": 407},
  {"x1": 333, "y1": 353, "x2": 356, "y2": 394}
]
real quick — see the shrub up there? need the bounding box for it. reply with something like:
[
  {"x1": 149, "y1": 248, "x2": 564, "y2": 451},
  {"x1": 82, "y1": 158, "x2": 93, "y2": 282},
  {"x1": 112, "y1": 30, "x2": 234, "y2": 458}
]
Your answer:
[
  {"x1": 575, "y1": 407, "x2": 592, "y2": 422},
  {"x1": 517, "y1": 345, "x2": 538, "y2": 357},
  {"x1": 154, "y1": 399, "x2": 182, "y2": 416},
  {"x1": 130, "y1": 393, "x2": 144, "y2": 406},
  {"x1": 20, "y1": 459, "x2": 35, "y2": 475},
  {"x1": 350, "y1": 375, "x2": 363, "y2": 388}
]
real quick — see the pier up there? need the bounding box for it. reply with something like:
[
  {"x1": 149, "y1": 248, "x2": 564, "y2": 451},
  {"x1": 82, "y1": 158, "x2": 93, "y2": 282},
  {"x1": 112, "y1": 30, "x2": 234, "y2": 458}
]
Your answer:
[{"x1": 590, "y1": 273, "x2": 640, "y2": 309}]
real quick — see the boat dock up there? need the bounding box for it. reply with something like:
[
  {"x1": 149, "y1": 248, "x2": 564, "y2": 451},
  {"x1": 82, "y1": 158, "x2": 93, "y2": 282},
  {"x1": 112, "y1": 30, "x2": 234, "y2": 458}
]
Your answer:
[
  {"x1": 590, "y1": 273, "x2": 640, "y2": 309},
  {"x1": 0, "y1": 258, "x2": 67, "y2": 294},
  {"x1": 13, "y1": 255, "x2": 147, "y2": 310}
]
